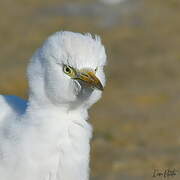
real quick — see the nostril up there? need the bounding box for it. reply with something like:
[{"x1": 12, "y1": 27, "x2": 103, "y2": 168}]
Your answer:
[{"x1": 82, "y1": 73, "x2": 89, "y2": 78}]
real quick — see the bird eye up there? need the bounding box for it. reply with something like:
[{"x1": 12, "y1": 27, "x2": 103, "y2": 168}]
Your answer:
[
  {"x1": 63, "y1": 65, "x2": 72, "y2": 74},
  {"x1": 63, "y1": 65, "x2": 77, "y2": 78},
  {"x1": 95, "y1": 67, "x2": 98, "y2": 72}
]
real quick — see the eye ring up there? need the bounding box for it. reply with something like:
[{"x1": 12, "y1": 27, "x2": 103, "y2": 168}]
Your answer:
[
  {"x1": 95, "y1": 67, "x2": 98, "y2": 72},
  {"x1": 63, "y1": 65, "x2": 72, "y2": 74}
]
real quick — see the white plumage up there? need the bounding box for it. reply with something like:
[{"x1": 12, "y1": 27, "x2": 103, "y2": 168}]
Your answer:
[{"x1": 0, "y1": 31, "x2": 106, "y2": 180}]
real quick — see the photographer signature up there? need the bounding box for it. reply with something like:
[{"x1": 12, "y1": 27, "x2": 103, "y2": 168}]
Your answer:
[{"x1": 152, "y1": 169, "x2": 178, "y2": 178}]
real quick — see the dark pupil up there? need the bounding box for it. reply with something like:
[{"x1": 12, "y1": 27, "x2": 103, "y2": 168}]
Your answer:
[{"x1": 65, "y1": 67, "x2": 71, "y2": 73}]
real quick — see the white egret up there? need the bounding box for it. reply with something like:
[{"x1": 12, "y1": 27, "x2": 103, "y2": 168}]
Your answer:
[{"x1": 0, "y1": 31, "x2": 106, "y2": 180}]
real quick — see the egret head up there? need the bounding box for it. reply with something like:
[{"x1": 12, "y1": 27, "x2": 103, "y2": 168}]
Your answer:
[{"x1": 28, "y1": 31, "x2": 107, "y2": 109}]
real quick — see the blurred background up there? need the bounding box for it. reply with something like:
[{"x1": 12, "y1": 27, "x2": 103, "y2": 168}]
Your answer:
[{"x1": 0, "y1": 0, "x2": 180, "y2": 179}]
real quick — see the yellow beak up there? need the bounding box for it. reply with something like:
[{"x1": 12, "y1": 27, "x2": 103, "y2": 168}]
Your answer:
[{"x1": 73, "y1": 70, "x2": 104, "y2": 91}]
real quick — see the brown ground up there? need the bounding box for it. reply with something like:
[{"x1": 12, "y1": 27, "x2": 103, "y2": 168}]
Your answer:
[{"x1": 0, "y1": 0, "x2": 180, "y2": 179}]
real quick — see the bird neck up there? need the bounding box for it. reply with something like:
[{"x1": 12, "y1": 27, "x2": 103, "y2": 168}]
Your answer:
[
  {"x1": 26, "y1": 94, "x2": 89, "y2": 125},
  {"x1": 23, "y1": 95, "x2": 91, "y2": 180}
]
